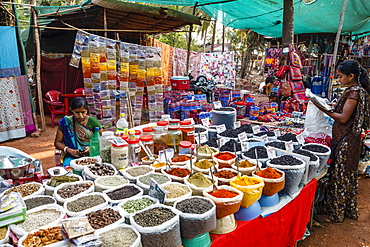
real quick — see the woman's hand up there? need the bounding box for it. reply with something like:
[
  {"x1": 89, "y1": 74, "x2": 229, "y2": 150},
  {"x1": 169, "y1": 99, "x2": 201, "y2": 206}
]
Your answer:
[{"x1": 67, "y1": 148, "x2": 83, "y2": 157}]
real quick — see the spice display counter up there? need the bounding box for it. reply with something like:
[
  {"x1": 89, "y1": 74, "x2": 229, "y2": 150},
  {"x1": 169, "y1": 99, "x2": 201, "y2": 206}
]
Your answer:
[{"x1": 210, "y1": 179, "x2": 318, "y2": 247}]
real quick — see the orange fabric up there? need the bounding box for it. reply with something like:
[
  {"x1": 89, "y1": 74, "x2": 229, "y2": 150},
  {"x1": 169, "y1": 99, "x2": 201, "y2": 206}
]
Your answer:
[{"x1": 148, "y1": 37, "x2": 172, "y2": 85}]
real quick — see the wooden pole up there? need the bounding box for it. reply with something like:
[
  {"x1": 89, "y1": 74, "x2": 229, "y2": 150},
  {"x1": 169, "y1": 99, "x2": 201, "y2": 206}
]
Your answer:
[
  {"x1": 211, "y1": 20, "x2": 217, "y2": 52},
  {"x1": 104, "y1": 8, "x2": 107, "y2": 38},
  {"x1": 185, "y1": 2, "x2": 197, "y2": 76},
  {"x1": 222, "y1": 25, "x2": 225, "y2": 52},
  {"x1": 31, "y1": 2, "x2": 46, "y2": 132},
  {"x1": 328, "y1": 0, "x2": 348, "y2": 100}
]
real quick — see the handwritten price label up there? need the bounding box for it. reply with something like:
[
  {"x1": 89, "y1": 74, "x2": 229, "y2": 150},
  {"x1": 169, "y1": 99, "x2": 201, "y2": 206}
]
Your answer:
[
  {"x1": 238, "y1": 132, "x2": 248, "y2": 142},
  {"x1": 234, "y1": 121, "x2": 241, "y2": 128},
  {"x1": 214, "y1": 101, "x2": 222, "y2": 109},
  {"x1": 184, "y1": 118, "x2": 195, "y2": 125},
  {"x1": 252, "y1": 126, "x2": 260, "y2": 134},
  {"x1": 296, "y1": 133, "x2": 305, "y2": 145},
  {"x1": 267, "y1": 146, "x2": 276, "y2": 159},
  {"x1": 219, "y1": 137, "x2": 228, "y2": 147},
  {"x1": 241, "y1": 141, "x2": 249, "y2": 152},
  {"x1": 216, "y1": 124, "x2": 227, "y2": 134},
  {"x1": 274, "y1": 129, "x2": 281, "y2": 137},
  {"x1": 201, "y1": 118, "x2": 210, "y2": 127},
  {"x1": 286, "y1": 140, "x2": 294, "y2": 151}
]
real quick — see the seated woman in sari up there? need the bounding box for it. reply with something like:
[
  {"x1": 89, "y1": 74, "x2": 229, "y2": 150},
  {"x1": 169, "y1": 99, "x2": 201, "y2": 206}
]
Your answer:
[{"x1": 54, "y1": 97, "x2": 102, "y2": 167}]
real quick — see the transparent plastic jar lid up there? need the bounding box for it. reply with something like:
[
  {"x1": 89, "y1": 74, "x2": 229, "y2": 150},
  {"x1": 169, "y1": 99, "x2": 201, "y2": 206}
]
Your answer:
[{"x1": 168, "y1": 126, "x2": 180, "y2": 130}]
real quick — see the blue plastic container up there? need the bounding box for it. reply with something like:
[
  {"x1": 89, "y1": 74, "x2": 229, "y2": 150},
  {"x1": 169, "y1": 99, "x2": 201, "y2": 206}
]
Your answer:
[
  {"x1": 234, "y1": 201, "x2": 261, "y2": 221},
  {"x1": 182, "y1": 232, "x2": 212, "y2": 247},
  {"x1": 259, "y1": 193, "x2": 279, "y2": 207}
]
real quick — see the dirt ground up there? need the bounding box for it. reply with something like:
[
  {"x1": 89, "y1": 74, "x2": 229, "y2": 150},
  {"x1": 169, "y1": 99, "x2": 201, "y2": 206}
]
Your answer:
[{"x1": 1, "y1": 115, "x2": 370, "y2": 246}]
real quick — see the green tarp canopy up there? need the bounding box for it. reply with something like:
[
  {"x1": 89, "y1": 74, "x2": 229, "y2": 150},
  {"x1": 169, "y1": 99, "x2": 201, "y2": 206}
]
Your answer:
[{"x1": 123, "y1": 0, "x2": 370, "y2": 37}]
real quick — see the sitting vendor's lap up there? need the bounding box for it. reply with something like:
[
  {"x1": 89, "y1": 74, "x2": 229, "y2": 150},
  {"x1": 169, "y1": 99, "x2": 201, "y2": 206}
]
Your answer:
[{"x1": 63, "y1": 156, "x2": 74, "y2": 167}]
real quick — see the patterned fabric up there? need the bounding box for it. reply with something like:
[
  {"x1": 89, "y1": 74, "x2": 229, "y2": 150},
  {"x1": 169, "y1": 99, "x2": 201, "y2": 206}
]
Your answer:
[
  {"x1": 16, "y1": 75, "x2": 36, "y2": 134},
  {"x1": 173, "y1": 48, "x2": 188, "y2": 76},
  {"x1": 0, "y1": 77, "x2": 26, "y2": 142},
  {"x1": 0, "y1": 67, "x2": 21, "y2": 78},
  {"x1": 324, "y1": 85, "x2": 369, "y2": 222}
]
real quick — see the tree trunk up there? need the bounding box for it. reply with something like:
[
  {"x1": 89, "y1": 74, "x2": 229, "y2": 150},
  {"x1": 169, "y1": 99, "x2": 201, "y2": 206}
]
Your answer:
[
  {"x1": 282, "y1": 0, "x2": 294, "y2": 47},
  {"x1": 211, "y1": 20, "x2": 217, "y2": 52}
]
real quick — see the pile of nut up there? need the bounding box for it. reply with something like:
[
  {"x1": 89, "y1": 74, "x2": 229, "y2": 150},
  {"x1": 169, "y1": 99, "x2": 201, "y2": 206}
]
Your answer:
[
  {"x1": 22, "y1": 226, "x2": 63, "y2": 247},
  {"x1": 56, "y1": 182, "x2": 93, "y2": 199},
  {"x1": 75, "y1": 157, "x2": 98, "y2": 166},
  {"x1": 86, "y1": 208, "x2": 122, "y2": 229},
  {"x1": 88, "y1": 163, "x2": 115, "y2": 176}
]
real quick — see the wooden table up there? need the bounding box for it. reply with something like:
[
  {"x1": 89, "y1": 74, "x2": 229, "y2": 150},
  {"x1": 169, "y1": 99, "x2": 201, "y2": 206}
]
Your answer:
[{"x1": 60, "y1": 93, "x2": 85, "y2": 115}]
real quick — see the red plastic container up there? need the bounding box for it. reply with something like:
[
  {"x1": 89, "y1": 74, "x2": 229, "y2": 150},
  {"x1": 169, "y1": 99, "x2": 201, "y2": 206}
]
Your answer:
[{"x1": 170, "y1": 76, "x2": 190, "y2": 90}]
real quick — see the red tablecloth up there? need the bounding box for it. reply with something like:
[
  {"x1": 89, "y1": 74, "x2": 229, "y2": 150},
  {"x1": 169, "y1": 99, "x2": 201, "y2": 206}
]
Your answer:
[{"x1": 210, "y1": 179, "x2": 318, "y2": 247}]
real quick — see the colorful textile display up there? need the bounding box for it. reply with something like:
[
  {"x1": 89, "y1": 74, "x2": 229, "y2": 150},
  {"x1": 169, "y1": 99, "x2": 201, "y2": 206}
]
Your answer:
[
  {"x1": 16, "y1": 75, "x2": 36, "y2": 134},
  {"x1": 0, "y1": 27, "x2": 21, "y2": 78},
  {"x1": 0, "y1": 77, "x2": 26, "y2": 142},
  {"x1": 173, "y1": 48, "x2": 188, "y2": 76}
]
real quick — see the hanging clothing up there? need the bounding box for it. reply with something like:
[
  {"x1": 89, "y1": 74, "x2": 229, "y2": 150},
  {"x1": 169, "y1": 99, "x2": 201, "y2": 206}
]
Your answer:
[
  {"x1": 324, "y1": 85, "x2": 370, "y2": 222},
  {"x1": 0, "y1": 77, "x2": 26, "y2": 142}
]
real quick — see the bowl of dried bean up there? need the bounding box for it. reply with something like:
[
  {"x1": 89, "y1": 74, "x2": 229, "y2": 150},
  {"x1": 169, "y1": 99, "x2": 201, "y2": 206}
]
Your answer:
[
  {"x1": 162, "y1": 182, "x2": 192, "y2": 206},
  {"x1": 70, "y1": 156, "x2": 101, "y2": 173},
  {"x1": 54, "y1": 181, "x2": 94, "y2": 205},
  {"x1": 83, "y1": 163, "x2": 118, "y2": 180},
  {"x1": 118, "y1": 195, "x2": 159, "y2": 222},
  {"x1": 86, "y1": 206, "x2": 125, "y2": 231},
  {"x1": 23, "y1": 195, "x2": 56, "y2": 211},
  {"x1": 1, "y1": 182, "x2": 44, "y2": 200},
  {"x1": 44, "y1": 174, "x2": 83, "y2": 196}
]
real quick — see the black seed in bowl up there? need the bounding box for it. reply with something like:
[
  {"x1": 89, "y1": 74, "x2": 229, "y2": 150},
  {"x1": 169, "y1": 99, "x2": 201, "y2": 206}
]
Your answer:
[
  {"x1": 255, "y1": 131, "x2": 275, "y2": 137},
  {"x1": 219, "y1": 129, "x2": 239, "y2": 138},
  {"x1": 220, "y1": 139, "x2": 241, "y2": 152},
  {"x1": 243, "y1": 146, "x2": 268, "y2": 159},
  {"x1": 277, "y1": 133, "x2": 298, "y2": 142},
  {"x1": 293, "y1": 149, "x2": 318, "y2": 161},
  {"x1": 195, "y1": 127, "x2": 207, "y2": 134},
  {"x1": 203, "y1": 137, "x2": 219, "y2": 148},
  {"x1": 266, "y1": 141, "x2": 286, "y2": 150},
  {"x1": 269, "y1": 155, "x2": 303, "y2": 166},
  {"x1": 301, "y1": 144, "x2": 330, "y2": 153},
  {"x1": 236, "y1": 124, "x2": 253, "y2": 134}
]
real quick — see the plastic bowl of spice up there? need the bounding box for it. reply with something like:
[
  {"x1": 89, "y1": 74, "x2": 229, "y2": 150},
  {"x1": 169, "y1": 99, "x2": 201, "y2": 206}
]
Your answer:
[
  {"x1": 141, "y1": 155, "x2": 159, "y2": 165},
  {"x1": 103, "y1": 184, "x2": 143, "y2": 205},
  {"x1": 136, "y1": 173, "x2": 171, "y2": 194},
  {"x1": 194, "y1": 145, "x2": 218, "y2": 160},
  {"x1": 174, "y1": 196, "x2": 216, "y2": 240},
  {"x1": 70, "y1": 156, "x2": 101, "y2": 175},
  {"x1": 252, "y1": 167, "x2": 285, "y2": 196},
  {"x1": 94, "y1": 175, "x2": 128, "y2": 192},
  {"x1": 64, "y1": 192, "x2": 109, "y2": 217},
  {"x1": 212, "y1": 152, "x2": 236, "y2": 169},
  {"x1": 150, "y1": 162, "x2": 167, "y2": 172},
  {"x1": 170, "y1": 154, "x2": 196, "y2": 167},
  {"x1": 95, "y1": 224, "x2": 141, "y2": 247},
  {"x1": 130, "y1": 204, "x2": 181, "y2": 247},
  {"x1": 23, "y1": 195, "x2": 56, "y2": 211},
  {"x1": 117, "y1": 195, "x2": 159, "y2": 223},
  {"x1": 10, "y1": 204, "x2": 66, "y2": 237},
  {"x1": 229, "y1": 175, "x2": 264, "y2": 208},
  {"x1": 184, "y1": 172, "x2": 218, "y2": 196},
  {"x1": 53, "y1": 181, "x2": 94, "y2": 205},
  {"x1": 0, "y1": 226, "x2": 9, "y2": 245},
  {"x1": 193, "y1": 159, "x2": 217, "y2": 174},
  {"x1": 231, "y1": 159, "x2": 260, "y2": 176},
  {"x1": 161, "y1": 166, "x2": 191, "y2": 183},
  {"x1": 120, "y1": 166, "x2": 155, "y2": 183},
  {"x1": 1, "y1": 182, "x2": 44, "y2": 200},
  {"x1": 83, "y1": 163, "x2": 118, "y2": 180},
  {"x1": 18, "y1": 225, "x2": 67, "y2": 247},
  {"x1": 203, "y1": 185, "x2": 243, "y2": 219},
  {"x1": 162, "y1": 182, "x2": 192, "y2": 206},
  {"x1": 301, "y1": 143, "x2": 331, "y2": 171},
  {"x1": 212, "y1": 168, "x2": 238, "y2": 186}
]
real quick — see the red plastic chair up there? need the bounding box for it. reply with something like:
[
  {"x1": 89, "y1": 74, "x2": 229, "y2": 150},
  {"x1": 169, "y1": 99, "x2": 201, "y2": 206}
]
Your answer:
[
  {"x1": 73, "y1": 88, "x2": 85, "y2": 94},
  {"x1": 43, "y1": 90, "x2": 65, "y2": 127}
]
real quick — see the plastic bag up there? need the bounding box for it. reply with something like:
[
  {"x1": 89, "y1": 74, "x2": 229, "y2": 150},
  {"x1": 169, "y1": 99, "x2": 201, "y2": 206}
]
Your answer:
[
  {"x1": 229, "y1": 176, "x2": 264, "y2": 208},
  {"x1": 303, "y1": 101, "x2": 332, "y2": 137},
  {"x1": 253, "y1": 168, "x2": 285, "y2": 196}
]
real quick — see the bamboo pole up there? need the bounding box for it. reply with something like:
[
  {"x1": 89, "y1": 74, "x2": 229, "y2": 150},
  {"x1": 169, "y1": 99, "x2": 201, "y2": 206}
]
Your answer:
[
  {"x1": 31, "y1": 2, "x2": 46, "y2": 132},
  {"x1": 211, "y1": 20, "x2": 216, "y2": 52},
  {"x1": 104, "y1": 8, "x2": 107, "y2": 38},
  {"x1": 185, "y1": 2, "x2": 197, "y2": 76},
  {"x1": 328, "y1": 0, "x2": 348, "y2": 100},
  {"x1": 222, "y1": 25, "x2": 225, "y2": 52}
]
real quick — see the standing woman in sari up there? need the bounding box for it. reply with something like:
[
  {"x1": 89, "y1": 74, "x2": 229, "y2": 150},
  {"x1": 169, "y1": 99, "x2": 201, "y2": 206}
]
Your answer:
[
  {"x1": 54, "y1": 97, "x2": 102, "y2": 167},
  {"x1": 311, "y1": 60, "x2": 370, "y2": 223}
]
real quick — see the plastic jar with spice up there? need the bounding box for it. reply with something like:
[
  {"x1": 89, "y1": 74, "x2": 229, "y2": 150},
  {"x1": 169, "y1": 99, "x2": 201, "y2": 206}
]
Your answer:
[
  {"x1": 128, "y1": 129, "x2": 141, "y2": 139},
  {"x1": 126, "y1": 138, "x2": 141, "y2": 165},
  {"x1": 180, "y1": 120, "x2": 195, "y2": 143},
  {"x1": 179, "y1": 141, "x2": 192, "y2": 155},
  {"x1": 167, "y1": 126, "x2": 182, "y2": 153},
  {"x1": 111, "y1": 142, "x2": 128, "y2": 170},
  {"x1": 99, "y1": 131, "x2": 117, "y2": 163},
  {"x1": 153, "y1": 121, "x2": 168, "y2": 154},
  {"x1": 169, "y1": 119, "x2": 180, "y2": 126},
  {"x1": 142, "y1": 127, "x2": 153, "y2": 136},
  {"x1": 139, "y1": 135, "x2": 155, "y2": 159}
]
